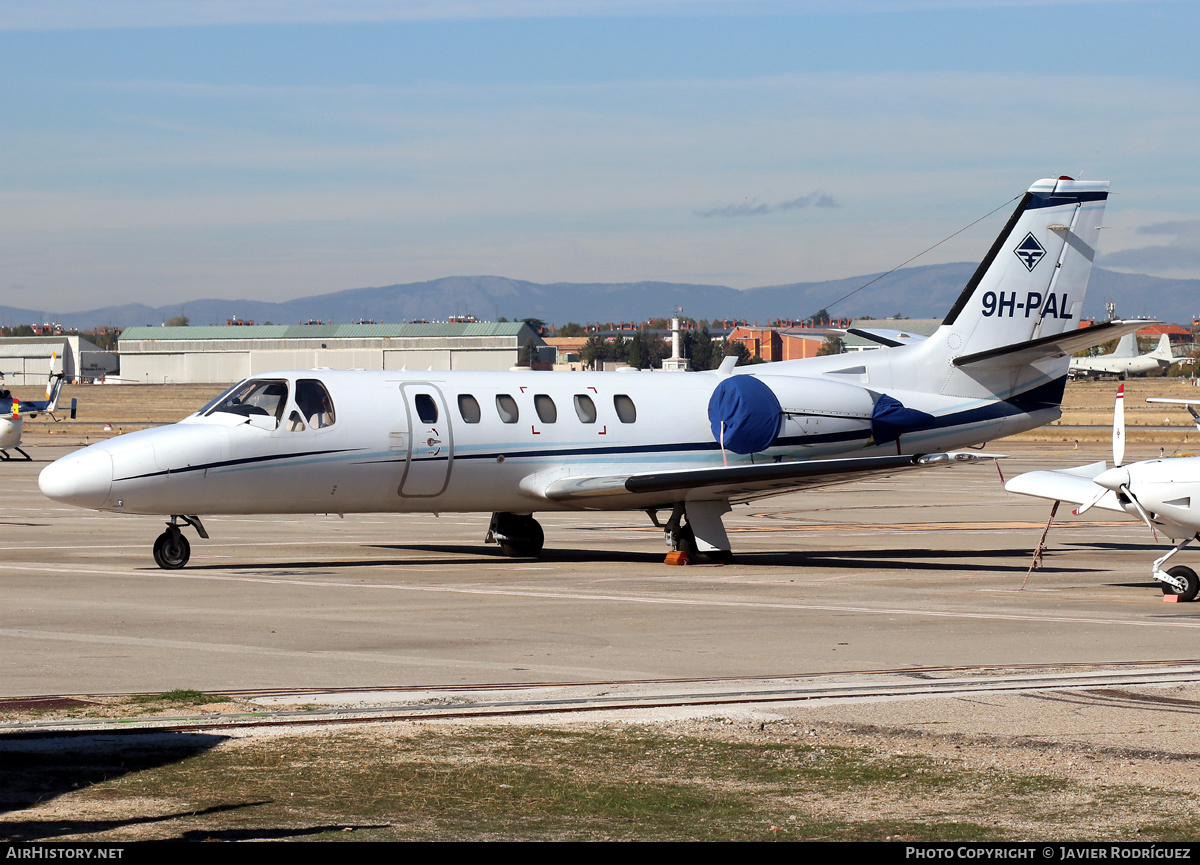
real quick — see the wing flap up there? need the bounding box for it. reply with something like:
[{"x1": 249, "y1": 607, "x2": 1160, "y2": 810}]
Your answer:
[{"x1": 541, "y1": 452, "x2": 1000, "y2": 503}]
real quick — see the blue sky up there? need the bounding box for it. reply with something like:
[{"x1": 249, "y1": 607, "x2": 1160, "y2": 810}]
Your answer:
[{"x1": 2, "y1": 0, "x2": 1198, "y2": 313}]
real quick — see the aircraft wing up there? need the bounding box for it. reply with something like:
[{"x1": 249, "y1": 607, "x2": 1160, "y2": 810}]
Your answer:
[
  {"x1": 954, "y1": 320, "x2": 1149, "y2": 369},
  {"x1": 1003, "y1": 462, "x2": 1127, "y2": 514},
  {"x1": 539, "y1": 451, "x2": 999, "y2": 505}
]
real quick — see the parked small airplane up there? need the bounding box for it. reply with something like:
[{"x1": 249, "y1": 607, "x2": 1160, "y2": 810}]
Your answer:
[
  {"x1": 40, "y1": 176, "x2": 1141, "y2": 569},
  {"x1": 1005, "y1": 385, "x2": 1200, "y2": 601},
  {"x1": 0, "y1": 356, "x2": 77, "y2": 460},
  {"x1": 1068, "y1": 332, "x2": 1184, "y2": 380}
]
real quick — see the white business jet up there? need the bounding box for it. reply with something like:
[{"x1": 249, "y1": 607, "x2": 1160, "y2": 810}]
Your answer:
[
  {"x1": 40, "y1": 177, "x2": 1138, "y2": 570},
  {"x1": 1068, "y1": 332, "x2": 1184, "y2": 380},
  {"x1": 1005, "y1": 386, "x2": 1200, "y2": 601},
  {"x1": 0, "y1": 356, "x2": 77, "y2": 460}
]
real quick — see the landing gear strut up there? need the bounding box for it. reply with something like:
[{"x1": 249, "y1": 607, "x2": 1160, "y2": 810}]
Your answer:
[
  {"x1": 1152, "y1": 536, "x2": 1200, "y2": 602},
  {"x1": 486, "y1": 512, "x2": 544, "y2": 557},
  {"x1": 0, "y1": 447, "x2": 30, "y2": 461},
  {"x1": 653, "y1": 503, "x2": 734, "y2": 565},
  {"x1": 151, "y1": 515, "x2": 208, "y2": 570}
]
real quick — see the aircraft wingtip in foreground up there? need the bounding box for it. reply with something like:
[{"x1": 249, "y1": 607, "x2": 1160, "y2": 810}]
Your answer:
[
  {"x1": 40, "y1": 176, "x2": 1142, "y2": 569},
  {"x1": 1006, "y1": 385, "x2": 1200, "y2": 602}
]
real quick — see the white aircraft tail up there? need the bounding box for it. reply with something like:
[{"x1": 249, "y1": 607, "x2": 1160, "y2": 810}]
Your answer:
[
  {"x1": 881, "y1": 176, "x2": 1135, "y2": 411},
  {"x1": 1110, "y1": 333, "x2": 1139, "y2": 359},
  {"x1": 936, "y1": 177, "x2": 1108, "y2": 360},
  {"x1": 1149, "y1": 333, "x2": 1174, "y2": 360},
  {"x1": 45, "y1": 353, "x2": 65, "y2": 411}
]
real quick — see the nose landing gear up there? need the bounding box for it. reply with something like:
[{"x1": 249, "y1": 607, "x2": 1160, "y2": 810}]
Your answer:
[{"x1": 151, "y1": 515, "x2": 209, "y2": 570}]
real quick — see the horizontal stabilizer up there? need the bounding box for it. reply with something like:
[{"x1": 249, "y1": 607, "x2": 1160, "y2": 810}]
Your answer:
[
  {"x1": 541, "y1": 451, "x2": 1001, "y2": 504},
  {"x1": 846, "y1": 327, "x2": 929, "y2": 348},
  {"x1": 954, "y1": 320, "x2": 1149, "y2": 369},
  {"x1": 1004, "y1": 463, "x2": 1126, "y2": 513}
]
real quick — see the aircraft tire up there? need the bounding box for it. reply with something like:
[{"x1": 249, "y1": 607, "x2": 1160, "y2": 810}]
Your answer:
[
  {"x1": 153, "y1": 530, "x2": 191, "y2": 570},
  {"x1": 1163, "y1": 566, "x2": 1199, "y2": 602},
  {"x1": 498, "y1": 516, "x2": 544, "y2": 558}
]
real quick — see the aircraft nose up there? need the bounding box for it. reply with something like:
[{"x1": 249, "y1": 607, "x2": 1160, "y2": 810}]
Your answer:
[{"x1": 39, "y1": 448, "x2": 114, "y2": 509}]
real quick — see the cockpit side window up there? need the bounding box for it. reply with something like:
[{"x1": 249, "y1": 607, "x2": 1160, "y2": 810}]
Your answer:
[
  {"x1": 205, "y1": 379, "x2": 289, "y2": 424},
  {"x1": 296, "y1": 379, "x2": 336, "y2": 429}
]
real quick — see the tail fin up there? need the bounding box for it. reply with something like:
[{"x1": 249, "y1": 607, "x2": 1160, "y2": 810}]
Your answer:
[
  {"x1": 938, "y1": 177, "x2": 1108, "y2": 359},
  {"x1": 44, "y1": 353, "x2": 64, "y2": 412},
  {"x1": 1110, "y1": 333, "x2": 1138, "y2": 358},
  {"x1": 1149, "y1": 333, "x2": 1174, "y2": 360}
]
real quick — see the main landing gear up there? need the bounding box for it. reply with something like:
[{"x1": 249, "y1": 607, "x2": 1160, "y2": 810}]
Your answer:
[
  {"x1": 487, "y1": 512, "x2": 544, "y2": 557},
  {"x1": 152, "y1": 515, "x2": 208, "y2": 570},
  {"x1": 1154, "y1": 537, "x2": 1200, "y2": 602},
  {"x1": 652, "y1": 502, "x2": 734, "y2": 565}
]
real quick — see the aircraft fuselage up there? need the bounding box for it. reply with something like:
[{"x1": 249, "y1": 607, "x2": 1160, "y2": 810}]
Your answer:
[{"x1": 40, "y1": 363, "x2": 1059, "y2": 517}]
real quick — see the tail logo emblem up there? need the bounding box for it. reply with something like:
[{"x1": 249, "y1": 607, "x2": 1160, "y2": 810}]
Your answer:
[{"x1": 1014, "y1": 233, "x2": 1046, "y2": 271}]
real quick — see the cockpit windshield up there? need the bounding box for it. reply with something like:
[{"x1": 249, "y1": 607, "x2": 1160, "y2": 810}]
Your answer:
[
  {"x1": 205, "y1": 379, "x2": 289, "y2": 423},
  {"x1": 195, "y1": 380, "x2": 246, "y2": 417}
]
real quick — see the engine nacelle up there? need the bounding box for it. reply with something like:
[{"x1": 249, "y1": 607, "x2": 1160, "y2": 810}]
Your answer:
[{"x1": 708, "y1": 374, "x2": 875, "y2": 454}]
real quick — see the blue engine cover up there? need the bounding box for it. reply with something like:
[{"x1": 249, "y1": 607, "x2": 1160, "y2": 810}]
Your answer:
[
  {"x1": 707, "y1": 376, "x2": 782, "y2": 454},
  {"x1": 870, "y1": 394, "x2": 936, "y2": 445}
]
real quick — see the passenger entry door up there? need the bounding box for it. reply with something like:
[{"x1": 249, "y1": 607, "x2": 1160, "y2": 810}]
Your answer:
[{"x1": 397, "y1": 383, "x2": 453, "y2": 497}]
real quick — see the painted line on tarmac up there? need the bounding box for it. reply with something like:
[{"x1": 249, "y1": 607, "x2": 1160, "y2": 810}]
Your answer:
[{"x1": 6, "y1": 562, "x2": 1200, "y2": 631}]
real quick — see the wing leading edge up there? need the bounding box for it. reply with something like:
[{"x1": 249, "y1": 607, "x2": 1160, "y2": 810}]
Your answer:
[
  {"x1": 1003, "y1": 462, "x2": 1127, "y2": 514},
  {"x1": 539, "y1": 451, "x2": 1000, "y2": 505}
]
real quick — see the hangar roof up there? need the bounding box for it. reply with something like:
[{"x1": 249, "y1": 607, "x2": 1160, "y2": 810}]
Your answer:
[{"x1": 119, "y1": 323, "x2": 533, "y2": 342}]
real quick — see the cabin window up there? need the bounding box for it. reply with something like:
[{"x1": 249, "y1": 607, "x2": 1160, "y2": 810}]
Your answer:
[
  {"x1": 496, "y1": 394, "x2": 519, "y2": 423},
  {"x1": 414, "y1": 393, "x2": 439, "y2": 424},
  {"x1": 286, "y1": 411, "x2": 306, "y2": 432},
  {"x1": 573, "y1": 394, "x2": 597, "y2": 423},
  {"x1": 534, "y1": 394, "x2": 557, "y2": 423},
  {"x1": 206, "y1": 379, "x2": 289, "y2": 425},
  {"x1": 458, "y1": 394, "x2": 481, "y2": 423},
  {"x1": 614, "y1": 394, "x2": 637, "y2": 423},
  {"x1": 296, "y1": 379, "x2": 336, "y2": 428}
]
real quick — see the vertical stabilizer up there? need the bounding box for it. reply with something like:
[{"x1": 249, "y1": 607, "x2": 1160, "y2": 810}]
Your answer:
[
  {"x1": 1110, "y1": 333, "x2": 1138, "y2": 358},
  {"x1": 938, "y1": 177, "x2": 1108, "y2": 359},
  {"x1": 1150, "y1": 333, "x2": 1174, "y2": 360}
]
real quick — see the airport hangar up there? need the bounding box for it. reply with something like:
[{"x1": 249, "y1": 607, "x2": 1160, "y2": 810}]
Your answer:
[
  {"x1": 0, "y1": 334, "x2": 119, "y2": 385},
  {"x1": 116, "y1": 322, "x2": 546, "y2": 384}
]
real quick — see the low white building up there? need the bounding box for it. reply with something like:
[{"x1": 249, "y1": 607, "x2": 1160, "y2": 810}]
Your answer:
[
  {"x1": 0, "y1": 335, "x2": 119, "y2": 385},
  {"x1": 117, "y1": 322, "x2": 544, "y2": 384}
]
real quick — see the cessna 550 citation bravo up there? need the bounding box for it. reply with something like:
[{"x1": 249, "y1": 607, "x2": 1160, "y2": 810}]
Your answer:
[{"x1": 40, "y1": 177, "x2": 1139, "y2": 569}]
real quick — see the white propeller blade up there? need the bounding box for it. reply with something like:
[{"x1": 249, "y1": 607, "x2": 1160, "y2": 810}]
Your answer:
[
  {"x1": 1078, "y1": 383, "x2": 1128, "y2": 515},
  {"x1": 1113, "y1": 383, "x2": 1125, "y2": 468},
  {"x1": 1120, "y1": 483, "x2": 1157, "y2": 532},
  {"x1": 1072, "y1": 488, "x2": 1106, "y2": 516}
]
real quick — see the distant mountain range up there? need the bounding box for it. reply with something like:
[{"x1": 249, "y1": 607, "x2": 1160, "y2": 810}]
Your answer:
[{"x1": 3, "y1": 265, "x2": 1195, "y2": 332}]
